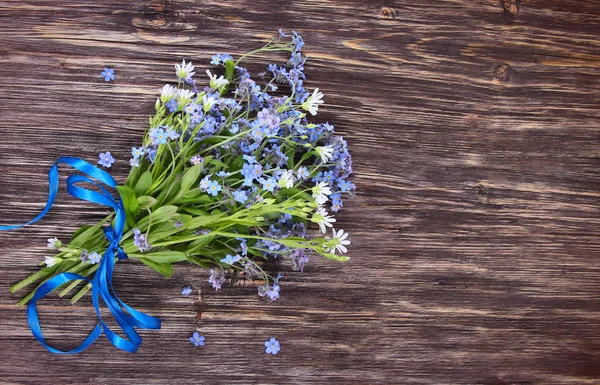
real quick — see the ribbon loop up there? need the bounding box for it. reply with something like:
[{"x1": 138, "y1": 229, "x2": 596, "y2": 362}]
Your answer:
[{"x1": 0, "y1": 157, "x2": 161, "y2": 353}]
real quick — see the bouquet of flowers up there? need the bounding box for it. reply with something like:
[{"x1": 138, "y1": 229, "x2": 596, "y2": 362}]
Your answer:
[{"x1": 4, "y1": 30, "x2": 355, "y2": 352}]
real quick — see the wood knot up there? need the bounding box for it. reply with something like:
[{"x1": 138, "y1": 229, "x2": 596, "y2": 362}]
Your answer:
[
  {"x1": 380, "y1": 7, "x2": 397, "y2": 19},
  {"x1": 494, "y1": 63, "x2": 514, "y2": 82},
  {"x1": 133, "y1": 0, "x2": 175, "y2": 29},
  {"x1": 474, "y1": 182, "x2": 492, "y2": 204},
  {"x1": 501, "y1": 0, "x2": 520, "y2": 17}
]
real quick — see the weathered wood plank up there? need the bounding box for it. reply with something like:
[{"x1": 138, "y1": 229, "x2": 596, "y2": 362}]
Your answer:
[{"x1": 1, "y1": 0, "x2": 600, "y2": 384}]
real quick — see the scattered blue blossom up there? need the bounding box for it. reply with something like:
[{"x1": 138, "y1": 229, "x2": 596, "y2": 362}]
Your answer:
[
  {"x1": 265, "y1": 337, "x2": 280, "y2": 355},
  {"x1": 208, "y1": 269, "x2": 225, "y2": 291},
  {"x1": 181, "y1": 286, "x2": 192, "y2": 296},
  {"x1": 190, "y1": 332, "x2": 205, "y2": 346},
  {"x1": 101, "y1": 67, "x2": 114, "y2": 82},
  {"x1": 98, "y1": 152, "x2": 115, "y2": 168}
]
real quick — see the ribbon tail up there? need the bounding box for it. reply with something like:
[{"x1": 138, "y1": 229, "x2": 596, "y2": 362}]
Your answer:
[
  {"x1": 2, "y1": 157, "x2": 162, "y2": 354},
  {"x1": 0, "y1": 164, "x2": 59, "y2": 231},
  {"x1": 27, "y1": 273, "x2": 103, "y2": 354}
]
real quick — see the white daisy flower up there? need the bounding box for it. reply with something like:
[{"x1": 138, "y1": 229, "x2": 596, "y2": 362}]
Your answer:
[
  {"x1": 202, "y1": 95, "x2": 217, "y2": 112},
  {"x1": 312, "y1": 181, "x2": 332, "y2": 205},
  {"x1": 44, "y1": 256, "x2": 58, "y2": 267},
  {"x1": 278, "y1": 170, "x2": 295, "y2": 189},
  {"x1": 315, "y1": 145, "x2": 334, "y2": 164},
  {"x1": 206, "y1": 69, "x2": 229, "y2": 90},
  {"x1": 301, "y1": 88, "x2": 324, "y2": 116},
  {"x1": 160, "y1": 84, "x2": 177, "y2": 103},
  {"x1": 47, "y1": 237, "x2": 61, "y2": 249},
  {"x1": 175, "y1": 59, "x2": 195, "y2": 80},
  {"x1": 327, "y1": 228, "x2": 351, "y2": 254},
  {"x1": 311, "y1": 207, "x2": 336, "y2": 233},
  {"x1": 176, "y1": 89, "x2": 195, "y2": 107}
]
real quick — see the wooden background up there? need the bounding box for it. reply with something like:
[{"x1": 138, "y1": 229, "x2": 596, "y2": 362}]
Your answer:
[{"x1": 0, "y1": 0, "x2": 599, "y2": 384}]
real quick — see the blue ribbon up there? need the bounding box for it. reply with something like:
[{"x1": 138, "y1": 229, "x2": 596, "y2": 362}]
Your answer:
[{"x1": 0, "y1": 157, "x2": 160, "y2": 354}]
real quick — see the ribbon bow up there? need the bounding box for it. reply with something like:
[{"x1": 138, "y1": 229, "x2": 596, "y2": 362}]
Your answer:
[{"x1": 0, "y1": 157, "x2": 161, "y2": 354}]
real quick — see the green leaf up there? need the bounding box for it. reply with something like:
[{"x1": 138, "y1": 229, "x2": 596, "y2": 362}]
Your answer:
[
  {"x1": 286, "y1": 147, "x2": 296, "y2": 169},
  {"x1": 276, "y1": 188, "x2": 311, "y2": 203},
  {"x1": 181, "y1": 164, "x2": 202, "y2": 193},
  {"x1": 116, "y1": 185, "x2": 139, "y2": 211},
  {"x1": 10, "y1": 268, "x2": 52, "y2": 293},
  {"x1": 321, "y1": 252, "x2": 350, "y2": 262},
  {"x1": 225, "y1": 59, "x2": 236, "y2": 81},
  {"x1": 116, "y1": 186, "x2": 139, "y2": 227},
  {"x1": 187, "y1": 233, "x2": 216, "y2": 254},
  {"x1": 230, "y1": 154, "x2": 244, "y2": 170},
  {"x1": 138, "y1": 258, "x2": 173, "y2": 278},
  {"x1": 151, "y1": 205, "x2": 179, "y2": 223},
  {"x1": 134, "y1": 171, "x2": 153, "y2": 196},
  {"x1": 70, "y1": 282, "x2": 92, "y2": 304},
  {"x1": 182, "y1": 206, "x2": 210, "y2": 216},
  {"x1": 70, "y1": 225, "x2": 92, "y2": 243},
  {"x1": 135, "y1": 251, "x2": 188, "y2": 263},
  {"x1": 125, "y1": 162, "x2": 142, "y2": 189},
  {"x1": 69, "y1": 217, "x2": 109, "y2": 248},
  {"x1": 177, "y1": 191, "x2": 214, "y2": 205},
  {"x1": 210, "y1": 158, "x2": 227, "y2": 169},
  {"x1": 137, "y1": 195, "x2": 158, "y2": 208},
  {"x1": 164, "y1": 179, "x2": 182, "y2": 204},
  {"x1": 133, "y1": 205, "x2": 178, "y2": 231},
  {"x1": 187, "y1": 255, "x2": 212, "y2": 268}
]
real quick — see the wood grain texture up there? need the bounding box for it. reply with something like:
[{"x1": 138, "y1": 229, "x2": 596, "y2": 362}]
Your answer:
[{"x1": 1, "y1": 0, "x2": 600, "y2": 384}]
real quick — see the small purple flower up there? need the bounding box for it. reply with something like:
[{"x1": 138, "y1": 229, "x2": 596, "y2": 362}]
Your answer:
[
  {"x1": 131, "y1": 147, "x2": 144, "y2": 158},
  {"x1": 181, "y1": 286, "x2": 192, "y2": 296},
  {"x1": 251, "y1": 163, "x2": 263, "y2": 179},
  {"x1": 220, "y1": 254, "x2": 241, "y2": 265},
  {"x1": 190, "y1": 332, "x2": 205, "y2": 347},
  {"x1": 259, "y1": 177, "x2": 277, "y2": 193},
  {"x1": 240, "y1": 240, "x2": 249, "y2": 256},
  {"x1": 133, "y1": 228, "x2": 151, "y2": 252},
  {"x1": 206, "y1": 180, "x2": 222, "y2": 196},
  {"x1": 88, "y1": 252, "x2": 101, "y2": 264},
  {"x1": 190, "y1": 111, "x2": 203, "y2": 125},
  {"x1": 208, "y1": 268, "x2": 225, "y2": 291},
  {"x1": 190, "y1": 155, "x2": 203, "y2": 165},
  {"x1": 229, "y1": 123, "x2": 240, "y2": 134},
  {"x1": 101, "y1": 67, "x2": 114, "y2": 82},
  {"x1": 149, "y1": 128, "x2": 167, "y2": 145},
  {"x1": 233, "y1": 189, "x2": 248, "y2": 204},
  {"x1": 296, "y1": 166, "x2": 309, "y2": 180},
  {"x1": 337, "y1": 179, "x2": 354, "y2": 192},
  {"x1": 290, "y1": 249, "x2": 309, "y2": 272},
  {"x1": 258, "y1": 282, "x2": 280, "y2": 302},
  {"x1": 146, "y1": 148, "x2": 157, "y2": 163},
  {"x1": 80, "y1": 249, "x2": 89, "y2": 263},
  {"x1": 265, "y1": 337, "x2": 280, "y2": 355},
  {"x1": 166, "y1": 128, "x2": 180, "y2": 140},
  {"x1": 98, "y1": 151, "x2": 115, "y2": 168},
  {"x1": 166, "y1": 98, "x2": 178, "y2": 113}
]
